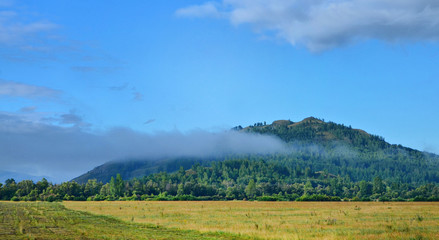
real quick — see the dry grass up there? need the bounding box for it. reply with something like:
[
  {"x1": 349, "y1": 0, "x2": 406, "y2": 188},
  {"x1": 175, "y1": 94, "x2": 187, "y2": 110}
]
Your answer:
[
  {"x1": 0, "y1": 201, "x2": 243, "y2": 240},
  {"x1": 63, "y1": 201, "x2": 439, "y2": 240}
]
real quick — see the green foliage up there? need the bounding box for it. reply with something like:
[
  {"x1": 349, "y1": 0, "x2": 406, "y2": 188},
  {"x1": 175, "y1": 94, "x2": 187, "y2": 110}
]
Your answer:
[
  {"x1": 3, "y1": 117, "x2": 439, "y2": 202},
  {"x1": 245, "y1": 179, "x2": 257, "y2": 199},
  {"x1": 296, "y1": 194, "x2": 341, "y2": 201},
  {"x1": 109, "y1": 173, "x2": 125, "y2": 197},
  {"x1": 3, "y1": 156, "x2": 439, "y2": 202}
]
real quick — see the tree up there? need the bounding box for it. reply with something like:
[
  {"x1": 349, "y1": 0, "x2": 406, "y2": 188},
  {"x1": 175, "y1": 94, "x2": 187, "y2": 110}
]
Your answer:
[
  {"x1": 2, "y1": 179, "x2": 17, "y2": 200},
  {"x1": 178, "y1": 166, "x2": 185, "y2": 180},
  {"x1": 100, "y1": 183, "x2": 111, "y2": 196},
  {"x1": 16, "y1": 180, "x2": 35, "y2": 197},
  {"x1": 245, "y1": 179, "x2": 257, "y2": 199},
  {"x1": 304, "y1": 167, "x2": 312, "y2": 178},
  {"x1": 304, "y1": 181, "x2": 313, "y2": 195},
  {"x1": 36, "y1": 178, "x2": 49, "y2": 194},
  {"x1": 132, "y1": 179, "x2": 143, "y2": 194},
  {"x1": 358, "y1": 181, "x2": 372, "y2": 198},
  {"x1": 110, "y1": 174, "x2": 125, "y2": 197},
  {"x1": 177, "y1": 183, "x2": 184, "y2": 196},
  {"x1": 226, "y1": 186, "x2": 244, "y2": 200},
  {"x1": 57, "y1": 181, "x2": 82, "y2": 198},
  {"x1": 84, "y1": 179, "x2": 102, "y2": 197},
  {"x1": 373, "y1": 176, "x2": 385, "y2": 195}
]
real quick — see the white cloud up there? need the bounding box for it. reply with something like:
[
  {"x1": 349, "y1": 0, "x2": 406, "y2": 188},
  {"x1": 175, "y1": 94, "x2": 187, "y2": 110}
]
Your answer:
[
  {"x1": 0, "y1": 2, "x2": 122, "y2": 73},
  {"x1": 0, "y1": 10, "x2": 58, "y2": 46},
  {"x1": 176, "y1": 2, "x2": 223, "y2": 18},
  {"x1": 177, "y1": 0, "x2": 439, "y2": 51},
  {"x1": 0, "y1": 80, "x2": 60, "y2": 99}
]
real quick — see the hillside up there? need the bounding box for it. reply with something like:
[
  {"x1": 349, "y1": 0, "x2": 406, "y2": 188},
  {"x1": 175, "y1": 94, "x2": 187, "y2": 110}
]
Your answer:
[
  {"x1": 72, "y1": 158, "x2": 210, "y2": 184},
  {"x1": 73, "y1": 117, "x2": 439, "y2": 185},
  {"x1": 240, "y1": 117, "x2": 390, "y2": 150}
]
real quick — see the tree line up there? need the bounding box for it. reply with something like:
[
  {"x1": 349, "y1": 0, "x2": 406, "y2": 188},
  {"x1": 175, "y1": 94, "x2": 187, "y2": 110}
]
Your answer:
[{"x1": 1, "y1": 158, "x2": 439, "y2": 202}]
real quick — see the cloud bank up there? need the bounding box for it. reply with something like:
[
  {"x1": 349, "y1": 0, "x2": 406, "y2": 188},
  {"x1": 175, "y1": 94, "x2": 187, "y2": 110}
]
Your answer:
[
  {"x1": 177, "y1": 0, "x2": 439, "y2": 51},
  {"x1": 0, "y1": 113, "x2": 287, "y2": 182}
]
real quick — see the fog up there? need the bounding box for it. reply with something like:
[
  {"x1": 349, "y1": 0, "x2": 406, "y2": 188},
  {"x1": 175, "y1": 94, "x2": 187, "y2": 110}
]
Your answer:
[{"x1": 0, "y1": 113, "x2": 287, "y2": 182}]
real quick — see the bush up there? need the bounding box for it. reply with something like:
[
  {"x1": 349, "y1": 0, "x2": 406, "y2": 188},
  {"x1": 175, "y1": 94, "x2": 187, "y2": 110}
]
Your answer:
[
  {"x1": 330, "y1": 196, "x2": 341, "y2": 201},
  {"x1": 141, "y1": 194, "x2": 153, "y2": 201},
  {"x1": 296, "y1": 194, "x2": 341, "y2": 202},
  {"x1": 256, "y1": 195, "x2": 280, "y2": 201},
  {"x1": 63, "y1": 194, "x2": 73, "y2": 201},
  {"x1": 413, "y1": 196, "x2": 427, "y2": 202},
  {"x1": 378, "y1": 196, "x2": 390, "y2": 202},
  {"x1": 93, "y1": 194, "x2": 106, "y2": 201},
  {"x1": 173, "y1": 195, "x2": 197, "y2": 201},
  {"x1": 46, "y1": 195, "x2": 56, "y2": 202},
  {"x1": 391, "y1": 197, "x2": 405, "y2": 202},
  {"x1": 286, "y1": 194, "x2": 300, "y2": 201},
  {"x1": 427, "y1": 196, "x2": 439, "y2": 201},
  {"x1": 105, "y1": 195, "x2": 117, "y2": 201},
  {"x1": 73, "y1": 196, "x2": 86, "y2": 201}
]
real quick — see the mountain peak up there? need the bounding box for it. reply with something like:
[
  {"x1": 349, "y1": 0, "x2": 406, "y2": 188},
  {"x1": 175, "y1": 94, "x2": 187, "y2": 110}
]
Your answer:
[
  {"x1": 300, "y1": 117, "x2": 324, "y2": 123},
  {"x1": 242, "y1": 117, "x2": 388, "y2": 150},
  {"x1": 271, "y1": 117, "x2": 324, "y2": 127},
  {"x1": 272, "y1": 120, "x2": 293, "y2": 126},
  {"x1": 289, "y1": 117, "x2": 324, "y2": 127}
]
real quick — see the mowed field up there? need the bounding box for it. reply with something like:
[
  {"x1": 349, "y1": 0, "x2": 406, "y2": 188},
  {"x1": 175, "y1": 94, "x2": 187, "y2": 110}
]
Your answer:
[
  {"x1": 64, "y1": 201, "x2": 439, "y2": 240},
  {"x1": 0, "y1": 201, "x2": 244, "y2": 240}
]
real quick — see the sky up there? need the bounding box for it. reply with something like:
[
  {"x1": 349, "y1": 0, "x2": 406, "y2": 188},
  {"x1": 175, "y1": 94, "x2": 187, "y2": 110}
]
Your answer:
[{"x1": 1, "y1": 0, "x2": 439, "y2": 182}]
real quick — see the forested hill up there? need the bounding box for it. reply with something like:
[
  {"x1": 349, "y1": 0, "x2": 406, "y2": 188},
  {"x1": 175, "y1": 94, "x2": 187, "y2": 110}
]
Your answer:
[
  {"x1": 73, "y1": 117, "x2": 439, "y2": 186},
  {"x1": 238, "y1": 117, "x2": 392, "y2": 151},
  {"x1": 72, "y1": 158, "x2": 211, "y2": 184},
  {"x1": 4, "y1": 117, "x2": 439, "y2": 202}
]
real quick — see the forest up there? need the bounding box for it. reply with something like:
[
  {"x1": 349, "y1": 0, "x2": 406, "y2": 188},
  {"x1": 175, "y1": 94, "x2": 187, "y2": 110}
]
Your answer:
[
  {"x1": 1, "y1": 157, "x2": 439, "y2": 202},
  {"x1": 2, "y1": 117, "x2": 439, "y2": 202}
]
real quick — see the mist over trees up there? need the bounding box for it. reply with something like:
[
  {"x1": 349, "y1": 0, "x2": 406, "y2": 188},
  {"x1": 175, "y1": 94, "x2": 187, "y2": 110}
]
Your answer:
[
  {"x1": 0, "y1": 112, "x2": 287, "y2": 182},
  {"x1": 2, "y1": 117, "x2": 439, "y2": 202}
]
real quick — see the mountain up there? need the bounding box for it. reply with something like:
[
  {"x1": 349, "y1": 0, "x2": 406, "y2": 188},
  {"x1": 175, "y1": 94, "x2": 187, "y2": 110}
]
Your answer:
[
  {"x1": 0, "y1": 170, "x2": 52, "y2": 184},
  {"x1": 72, "y1": 157, "x2": 215, "y2": 184},
  {"x1": 240, "y1": 117, "x2": 389, "y2": 150},
  {"x1": 73, "y1": 117, "x2": 439, "y2": 185}
]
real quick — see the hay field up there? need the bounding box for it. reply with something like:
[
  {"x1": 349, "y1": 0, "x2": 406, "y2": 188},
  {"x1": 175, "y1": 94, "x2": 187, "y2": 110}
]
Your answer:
[
  {"x1": 64, "y1": 201, "x2": 439, "y2": 239},
  {"x1": 0, "y1": 201, "x2": 242, "y2": 240}
]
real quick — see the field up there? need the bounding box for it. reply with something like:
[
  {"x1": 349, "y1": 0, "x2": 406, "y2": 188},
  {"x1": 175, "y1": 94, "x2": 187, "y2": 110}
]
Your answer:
[
  {"x1": 0, "y1": 201, "x2": 243, "y2": 239},
  {"x1": 63, "y1": 201, "x2": 439, "y2": 240},
  {"x1": 1, "y1": 201, "x2": 438, "y2": 240}
]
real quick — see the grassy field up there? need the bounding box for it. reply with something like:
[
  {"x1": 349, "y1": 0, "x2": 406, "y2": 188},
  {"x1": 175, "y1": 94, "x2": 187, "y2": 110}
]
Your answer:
[
  {"x1": 64, "y1": 201, "x2": 439, "y2": 240},
  {"x1": 0, "y1": 201, "x2": 245, "y2": 239}
]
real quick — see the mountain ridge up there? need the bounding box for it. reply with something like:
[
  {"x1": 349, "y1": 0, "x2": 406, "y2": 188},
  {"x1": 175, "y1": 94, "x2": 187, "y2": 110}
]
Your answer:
[
  {"x1": 240, "y1": 117, "x2": 390, "y2": 150},
  {"x1": 73, "y1": 117, "x2": 439, "y2": 184}
]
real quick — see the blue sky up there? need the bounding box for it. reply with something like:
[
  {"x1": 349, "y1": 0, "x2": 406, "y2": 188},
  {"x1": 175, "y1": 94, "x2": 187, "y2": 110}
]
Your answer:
[{"x1": 1, "y1": 0, "x2": 439, "y2": 181}]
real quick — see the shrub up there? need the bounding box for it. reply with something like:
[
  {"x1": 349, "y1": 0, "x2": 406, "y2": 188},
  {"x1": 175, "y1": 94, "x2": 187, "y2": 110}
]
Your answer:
[
  {"x1": 256, "y1": 196, "x2": 279, "y2": 201},
  {"x1": 296, "y1": 194, "x2": 340, "y2": 201}
]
